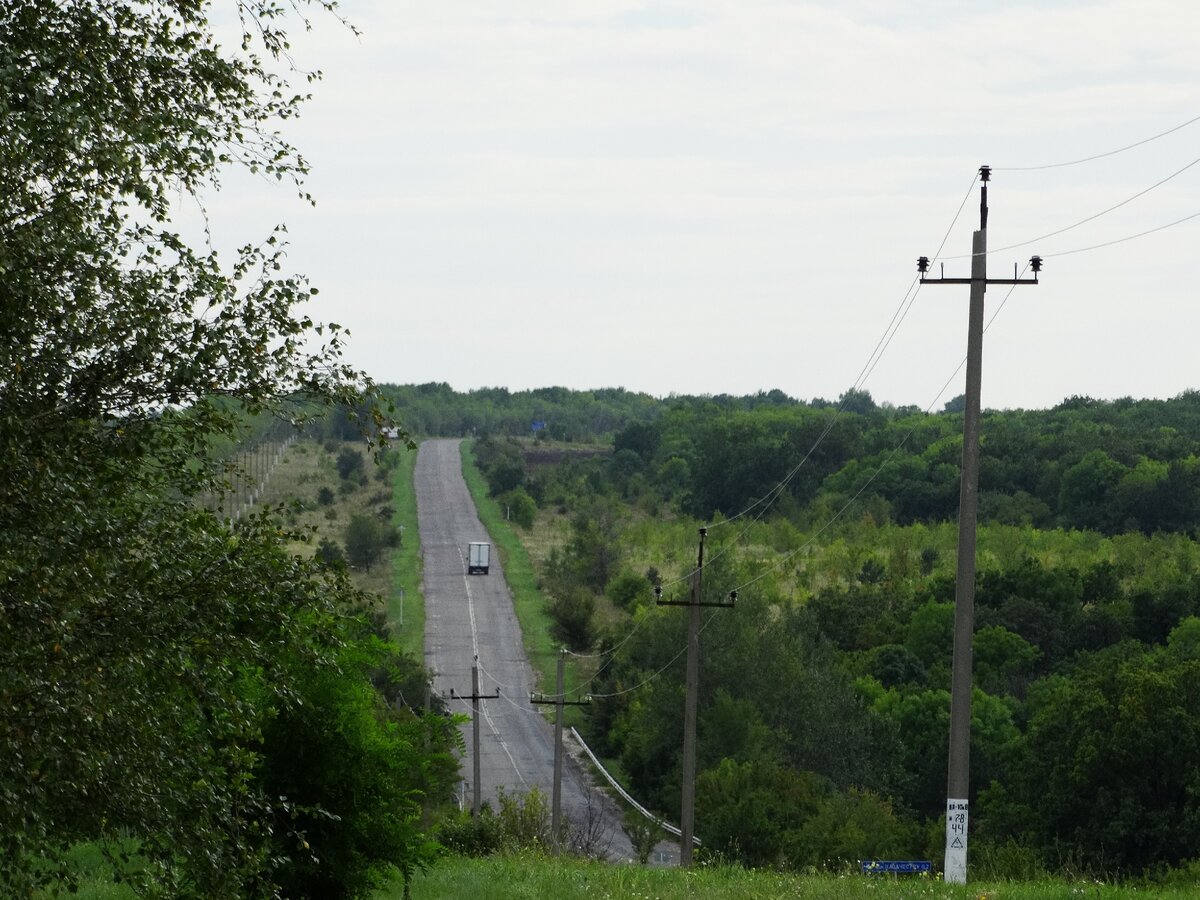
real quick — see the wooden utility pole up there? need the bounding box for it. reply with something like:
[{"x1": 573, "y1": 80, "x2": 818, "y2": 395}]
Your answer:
[
  {"x1": 918, "y1": 165, "x2": 1041, "y2": 884},
  {"x1": 655, "y1": 528, "x2": 736, "y2": 866},
  {"x1": 450, "y1": 664, "x2": 500, "y2": 816},
  {"x1": 530, "y1": 648, "x2": 590, "y2": 850}
]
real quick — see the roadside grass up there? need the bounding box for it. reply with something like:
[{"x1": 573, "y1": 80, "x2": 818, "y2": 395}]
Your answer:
[
  {"x1": 34, "y1": 876, "x2": 136, "y2": 899},
  {"x1": 29, "y1": 841, "x2": 141, "y2": 899},
  {"x1": 460, "y1": 441, "x2": 587, "y2": 704},
  {"x1": 377, "y1": 853, "x2": 1200, "y2": 900},
  {"x1": 390, "y1": 443, "x2": 424, "y2": 658}
]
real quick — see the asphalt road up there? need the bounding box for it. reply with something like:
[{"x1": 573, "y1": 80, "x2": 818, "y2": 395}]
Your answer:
[{"x1": 416, "y1": 439, "x2": 639, "y2": 860}]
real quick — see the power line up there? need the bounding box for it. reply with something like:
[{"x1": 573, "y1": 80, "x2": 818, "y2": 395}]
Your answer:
[
  {"x1": 551, "y1": 194, "x2": 1198, "y2": 705},
  {"x1": 943, "y1": 154, "x2": 1200, "y2": 261},
  {"x1": 668, "y1": 173, "x2": 981, "y2": 599},
  {"x1": 533, "y1": 170, "x2": 1196, "y2": 706},
  {"x1": 700, "y1": 173, "x2": 1197, "y2": 598},
  {"x1": 587, "y1": 610, "x2": 722, "y2": 699},
  {"x1": 722, "y1": 269, "x2": 1031, "y2": 599},
  {"x1": 1045, "y1": 209, "x2": 1200, "y2": 258},
  {"x1": 578, "y1": 262, "x2": 1042, "y2": 730},
  {"x1": 707, "y1": 173, "x2": 980, "y2": 541},
  {"x1": 995, "y1": 112, "x2": 1200, "y2": 171}
]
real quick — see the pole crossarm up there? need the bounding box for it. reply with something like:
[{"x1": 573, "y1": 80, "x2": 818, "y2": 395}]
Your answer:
[
  {"x1": 918, "y1": 250, "x2": 1043, "y2": 288},
  {"x1": 920, "y1": 277, "x2": 1040, "y2": 286},
  {"x1": 530, "y1": 693, "x2": 591, "y2": 707},
  {"x1": 655, "y1": 593, "x2": 738, "y2": 609},
  {"x1": 450, "y1": 687, "x2": 500, "y2": 701}
]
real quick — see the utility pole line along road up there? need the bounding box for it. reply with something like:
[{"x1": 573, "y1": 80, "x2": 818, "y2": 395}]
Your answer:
[{"x1": 414, "y1": 439, "x2": 635, "y2": 859}]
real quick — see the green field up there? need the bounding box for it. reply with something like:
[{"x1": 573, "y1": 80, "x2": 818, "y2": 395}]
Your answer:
[{"x1": 376, "y1": 853, "x2": 1200, "y2": 900}]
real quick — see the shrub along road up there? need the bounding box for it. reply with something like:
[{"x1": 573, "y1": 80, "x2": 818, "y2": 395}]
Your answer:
[{"x1": 415, "y1": 439, "x2": 635, "y2": 859}]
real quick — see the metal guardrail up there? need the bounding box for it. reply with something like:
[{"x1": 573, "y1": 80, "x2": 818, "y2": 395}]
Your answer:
[{"x1": 569, "y1": 727, "x2": 700, "y2": 847}]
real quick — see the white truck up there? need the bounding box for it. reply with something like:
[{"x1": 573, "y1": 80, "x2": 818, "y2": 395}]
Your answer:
[{"x1": 468, "y1": 542, "x2": 491, "y2": 575}]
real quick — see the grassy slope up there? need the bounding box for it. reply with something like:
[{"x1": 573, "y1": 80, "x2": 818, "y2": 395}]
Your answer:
[
  {"x1": 389, "y1": 443, "x2": 424, "y2": 658},
  {"x1": 254, "y1": 437, "x2": 425, "y2": 654},
  {"x1": 378, "y1": 854, "x2": 1200, "y2": 900},
  {"x1": 257, "y1": 438, "x2": 394, "y2": 598}
]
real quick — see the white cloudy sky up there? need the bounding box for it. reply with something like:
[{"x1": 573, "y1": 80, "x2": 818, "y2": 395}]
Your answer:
[{"x1": 196, "y1": 0, "x2": 1200, "y2": 410}]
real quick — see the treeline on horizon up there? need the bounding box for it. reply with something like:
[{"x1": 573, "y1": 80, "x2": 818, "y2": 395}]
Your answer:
[{"x1": 385, "y1": 382, "x2": 1200, "y2": 537}]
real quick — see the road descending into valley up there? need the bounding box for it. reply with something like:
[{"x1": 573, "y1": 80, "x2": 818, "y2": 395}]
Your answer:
[{"x1": 416, "y1": 439, "x2": 639, "y2": 860}]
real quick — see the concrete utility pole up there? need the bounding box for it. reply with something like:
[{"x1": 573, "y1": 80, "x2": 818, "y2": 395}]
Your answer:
[
  {"x1": 530, "y1": 648, "x2": 590, "y2": 850},
  {"x1": 917, "y1": 165, "x2": 1042, "y2": 884},
  {"x1": 450, "y1": 663, "x2": 500, "y2": 816},
  {"x1": 654, "y1": 528, "x2": 736, "y2": 866}
]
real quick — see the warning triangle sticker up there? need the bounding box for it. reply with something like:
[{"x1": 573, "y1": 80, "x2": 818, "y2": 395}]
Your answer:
[{"x1": 950, "y1": 837, "x2": 964, "y2": 849}]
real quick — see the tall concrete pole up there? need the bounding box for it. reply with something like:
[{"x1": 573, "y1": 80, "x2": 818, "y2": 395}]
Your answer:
[
  {"x1": 449, "y1": 665, "x2": 498, "y2": 816},
  {"x1": 552, "y1": 650, "x2": 565, "y2": 843},
  {"x1": 916, "y1": 166, "x2": 1042, "y2": 884},
  {"x1": 679, "y1": 529, "x2": 706, "y2": 866},
  {"x1": 472, "y1": 664, "x2": 483, "y2": 816},
  {"x1": 530, "y1": 648, "x2": 589, "y2": 852},
  {"x1": 945, "y1": 225, "x2": 986, "y2": 884},
  {"x1": 655, "y1": 527, "x2": 736, "y2": 866}
]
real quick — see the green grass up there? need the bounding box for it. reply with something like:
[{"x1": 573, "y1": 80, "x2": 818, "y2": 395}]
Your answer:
[
  {"x1": 389, "y1": 444, "x2": 424, "y2": 658},
  {"x1": 29, "y1": 841, "x2": 141, "y2": 899},
  {"x1": 376, "y1": 853, "x2": 1200, "y2": 900},
  {"x1": 460, "y1": 441, "x2": 587, "y2": 701}
]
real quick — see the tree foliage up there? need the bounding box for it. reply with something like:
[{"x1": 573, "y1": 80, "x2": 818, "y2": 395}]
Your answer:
[
  {"x1": 410, "y1": 384, "x2": 1200, "y2": 537},
  {"x1": 344, "y1": 511, "x2": 396, "y2": 573},
  {"x1": 0, "y1": 1, "x2": 447, "y2": 895}
]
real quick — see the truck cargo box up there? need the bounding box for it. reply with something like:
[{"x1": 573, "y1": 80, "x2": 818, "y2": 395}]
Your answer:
[{"x1": 468, "y1": 542, "x2": 490, "y2": 575}]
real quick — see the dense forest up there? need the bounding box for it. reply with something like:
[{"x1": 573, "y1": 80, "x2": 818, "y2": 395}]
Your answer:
[
  {"x1": 418, "y1": 382, "x2": 1200, "y2": 534},
  {"x1": 456, "y1": 384, "x2": 1200, "y2": 878}
]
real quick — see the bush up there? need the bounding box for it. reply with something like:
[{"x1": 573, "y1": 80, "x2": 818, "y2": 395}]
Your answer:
[
  {"x1": 499, "y1": 488, "x2": 537, "y2": 529},
  {"x1": 547, "y1": 588, "x2": 595, "y2": 652},
  {"x1": 345, "y1": 513, "x2": 387, "y2": 572},
  {"x1": 260, "y1": 638, "x2": 459, "y2": 899},
  {"x1": 317, "y1": 486, "x2": 336, "y2": 506},
  {"x1": 472, "y1": 436, "x2": 526, "y2": 496},
  {"x1": 437, "y1": 788, "x2": 558, "y2": 857},
  {"x1": 317, "y1": 538, "x2": 345, "y2": 567},
  {"x1": 792, "y1": 788, "x2": 917, "y2": 870},
  {"x1": 605, "y1": 570, "x2": 652, "y2": 611},
  {"x1": 622, "y1": 811, "x2": 663, "y2": 865},
  {"x1": 438, "y1": 808, "x2": 503, "y2": 857},
  {"x1": 336, "y1": 447, "x2": 365, "y2": 481}
]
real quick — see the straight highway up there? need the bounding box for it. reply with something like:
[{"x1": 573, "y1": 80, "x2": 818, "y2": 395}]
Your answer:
[{"x1": 415, "y1": 438, "x2": 637, "y2": 859}]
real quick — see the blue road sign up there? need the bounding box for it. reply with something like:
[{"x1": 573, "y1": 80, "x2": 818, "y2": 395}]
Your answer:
[{"x1": 861, "y1": 860, "x2": 932, "y2": 874}]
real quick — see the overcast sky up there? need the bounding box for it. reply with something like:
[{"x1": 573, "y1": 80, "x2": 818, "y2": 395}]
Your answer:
[{"x1": 196, "y1": 1, "x2": 1200, "y2": 411}]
